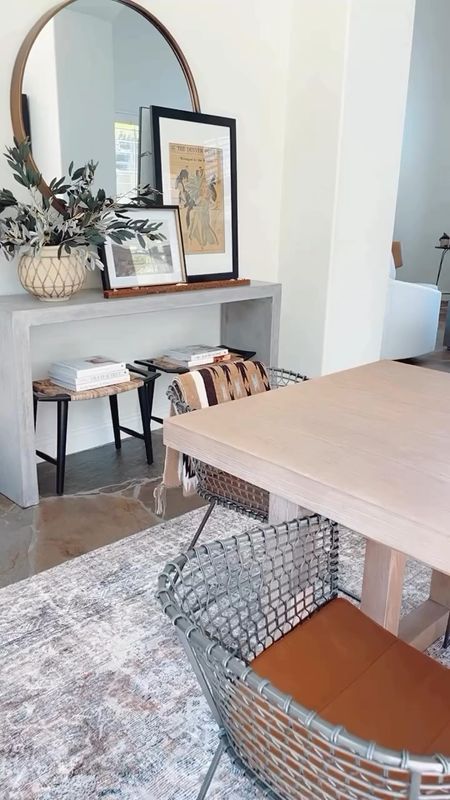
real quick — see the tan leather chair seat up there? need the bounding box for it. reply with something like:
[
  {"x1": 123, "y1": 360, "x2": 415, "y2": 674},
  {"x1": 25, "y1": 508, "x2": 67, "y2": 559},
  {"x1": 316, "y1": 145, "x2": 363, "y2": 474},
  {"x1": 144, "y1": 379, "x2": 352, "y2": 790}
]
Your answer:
[{"x1": 252, "y1": 598, "x2": 450, "y2": 754}]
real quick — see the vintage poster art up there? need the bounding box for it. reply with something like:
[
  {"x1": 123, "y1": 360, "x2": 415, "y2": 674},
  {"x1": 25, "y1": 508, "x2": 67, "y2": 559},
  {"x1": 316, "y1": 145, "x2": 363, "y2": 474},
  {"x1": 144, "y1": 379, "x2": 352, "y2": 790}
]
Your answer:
[
  {"x1": 169, "y1": 143, "x2": 225, "y2": 255},
  {"x1": 152, "y1": 106, "x2": 238, "y2": 282}
]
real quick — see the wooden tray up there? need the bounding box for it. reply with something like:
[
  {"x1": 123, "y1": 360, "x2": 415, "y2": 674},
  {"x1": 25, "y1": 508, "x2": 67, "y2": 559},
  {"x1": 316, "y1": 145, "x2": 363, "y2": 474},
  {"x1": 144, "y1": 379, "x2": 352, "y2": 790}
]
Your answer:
[{"x1": 103, "y1": 278, "x2": 250, "y2": 299}]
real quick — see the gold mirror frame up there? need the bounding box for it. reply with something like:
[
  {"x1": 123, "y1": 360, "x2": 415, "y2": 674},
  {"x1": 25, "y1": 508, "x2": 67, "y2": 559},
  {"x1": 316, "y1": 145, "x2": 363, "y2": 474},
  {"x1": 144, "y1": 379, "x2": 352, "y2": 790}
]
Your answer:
[{"x1": 10, "y1": 0, "x2": 201, "y2": 199}]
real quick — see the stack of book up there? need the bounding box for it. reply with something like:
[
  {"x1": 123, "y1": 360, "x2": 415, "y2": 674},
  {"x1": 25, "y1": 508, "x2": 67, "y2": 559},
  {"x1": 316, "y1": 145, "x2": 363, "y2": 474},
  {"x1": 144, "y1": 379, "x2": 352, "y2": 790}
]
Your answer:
[
  {"x1": 49, "y1": 356, "x2": 130, "y2": 391},
  {"x1": 163, "y1": 345, "x2": 231, "y2": 369}
]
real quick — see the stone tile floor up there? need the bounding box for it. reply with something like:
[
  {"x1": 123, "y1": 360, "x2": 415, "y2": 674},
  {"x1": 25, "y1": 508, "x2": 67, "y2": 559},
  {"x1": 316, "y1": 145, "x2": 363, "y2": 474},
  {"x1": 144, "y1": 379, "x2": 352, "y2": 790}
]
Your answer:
[{"x1": 0, "y1": 430, "x2": 204, "y2": 589}]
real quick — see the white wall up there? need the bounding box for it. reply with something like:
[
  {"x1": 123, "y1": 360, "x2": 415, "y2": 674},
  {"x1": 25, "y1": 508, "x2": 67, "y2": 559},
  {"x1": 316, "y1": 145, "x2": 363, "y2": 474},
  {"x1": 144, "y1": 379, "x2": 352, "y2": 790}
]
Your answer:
[
  {"x1": 321, "y1": 0, "x2": 416, "y2": 374},
  {"x1": 279, "y1": 0, "x2": 415, "y2": 376},
  {"x1": 0, "y1": 0, "x2": 290, "y2": 454},
  {"x1": 278, "y1": 0, "x2": 350, "y2": 377},
  {"x1": 394, "y1": 0, "x2": 450, "y2": 292}
]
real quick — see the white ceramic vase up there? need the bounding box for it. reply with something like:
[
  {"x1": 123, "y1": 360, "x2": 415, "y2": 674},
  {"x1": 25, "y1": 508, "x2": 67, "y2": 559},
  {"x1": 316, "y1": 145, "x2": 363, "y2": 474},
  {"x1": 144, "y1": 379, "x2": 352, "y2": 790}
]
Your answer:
[{"x1": 18, "y1": 245, "x2": 86, "y2": 302}]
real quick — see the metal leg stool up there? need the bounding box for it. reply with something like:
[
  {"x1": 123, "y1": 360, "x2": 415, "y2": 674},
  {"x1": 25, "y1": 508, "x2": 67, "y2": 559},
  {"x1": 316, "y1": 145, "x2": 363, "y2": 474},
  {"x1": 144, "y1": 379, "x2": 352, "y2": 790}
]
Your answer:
[
  {"x1": 33, "y1": 365, "x2": 160, "y2": 496},
  {"x1": 108, "y1": 365, "x2": 158, "y2": 464},
  {"x1": 33, "y1": 392, "x2": 69, "y2": 495}
]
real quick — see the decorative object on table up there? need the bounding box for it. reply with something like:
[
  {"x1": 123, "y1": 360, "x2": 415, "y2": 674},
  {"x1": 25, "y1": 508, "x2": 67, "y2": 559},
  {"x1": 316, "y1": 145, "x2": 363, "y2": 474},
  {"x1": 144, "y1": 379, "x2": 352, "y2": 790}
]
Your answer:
[
  {"x1": 100, "y1": 206, "x2": 185, "y2": 291},
  {"x1": 18, "y1": 245, "x2": 87, "y2": 302},
  {"x1": 151, "y1": 106, "x2": 238, "y2": 282},
  {"x1": 0, "y1": 140, "x2": 164, "y2": 302},
  {"x1": 162, "y1": 344, "x2": 230, "y2": 368},
  {"x1": 156, "y1": 362, "x2": 307, "y2": 529},
  {"x1": 102, "y1": 277, "x2": 250, "y2": 299},
  {"x1": 138, "y1": 351, "x2": 245, "y2": 373},
  {"x1": 158, "y1": 516, "x2": 450, "y2": 800},
  {"x1": 135, "y1": 347, "x2": 256, "y2": 380},
  {"x1": 48, "y1": 355, "x2": 129, "y2": 392},
  {"x1": 33, "y1": 365, "x2": 160, "y2": 495},
  {"x1": 436, "y1": 232, "x2": 450, "y2": 286}
]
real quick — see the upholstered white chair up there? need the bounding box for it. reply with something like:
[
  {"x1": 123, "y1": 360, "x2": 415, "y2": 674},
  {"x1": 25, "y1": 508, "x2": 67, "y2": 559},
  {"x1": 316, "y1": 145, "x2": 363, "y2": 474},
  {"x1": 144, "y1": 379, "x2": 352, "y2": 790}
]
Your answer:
[{"x1": 381, "y1": 256, "x2": 441, "y2": 360}]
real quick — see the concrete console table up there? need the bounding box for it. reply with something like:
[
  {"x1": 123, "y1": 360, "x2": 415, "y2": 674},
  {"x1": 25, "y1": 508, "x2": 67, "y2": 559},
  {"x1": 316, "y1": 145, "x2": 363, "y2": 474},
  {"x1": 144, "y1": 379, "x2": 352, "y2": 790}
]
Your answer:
[{"x1": 0, "y1": 281, "x2": 281, "y2": 507}]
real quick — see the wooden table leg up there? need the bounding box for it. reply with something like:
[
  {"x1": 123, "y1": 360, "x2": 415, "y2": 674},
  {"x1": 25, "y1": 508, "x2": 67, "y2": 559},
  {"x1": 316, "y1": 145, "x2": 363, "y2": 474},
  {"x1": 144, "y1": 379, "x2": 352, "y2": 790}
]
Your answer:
[
  {"x1": 399, "y1": 569, "x2": 450, "y2": 650},
  {"x1": 430, "y1": 570, "x2": 450, "y2": 607},
  {"x1": 268, "y1": 494, "x2": 312, "y2": 524},
  {"x1": 361, "y1": 540, "x2": 406, "y2": 634},
  {"x1": 268, "y1": 494, "x2": 301, "y2": 524},
  {"x1": 270, "y1": 496, "x2": 450, "y2": 650}
]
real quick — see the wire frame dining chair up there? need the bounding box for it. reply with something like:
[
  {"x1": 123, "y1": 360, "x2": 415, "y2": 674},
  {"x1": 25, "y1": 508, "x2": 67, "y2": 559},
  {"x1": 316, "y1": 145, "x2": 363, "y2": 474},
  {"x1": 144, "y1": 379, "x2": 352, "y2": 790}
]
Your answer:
[
  {"x1": 158, "y1": 516, "x2": 450, "y2": 800},
  {"x1": 166, "y1": 365, "x2": 359, "y2": 603},
  {"x1": 166, "y1": 366, "x2": 308, "y2": 551}
]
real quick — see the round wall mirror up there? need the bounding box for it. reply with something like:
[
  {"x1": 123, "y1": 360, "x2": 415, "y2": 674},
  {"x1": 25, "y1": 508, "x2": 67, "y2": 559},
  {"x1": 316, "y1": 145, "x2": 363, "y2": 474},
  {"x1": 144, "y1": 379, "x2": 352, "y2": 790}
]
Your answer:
[{"x1": 10, "y1": 0, "x2": 200, "y2": 198}]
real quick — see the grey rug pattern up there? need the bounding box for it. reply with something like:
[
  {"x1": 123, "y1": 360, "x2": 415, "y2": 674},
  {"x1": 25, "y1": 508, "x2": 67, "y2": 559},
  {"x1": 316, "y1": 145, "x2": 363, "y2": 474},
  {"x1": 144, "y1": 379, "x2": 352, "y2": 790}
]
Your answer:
[{"x1": 0, "y1": 508, "x2": 448, "y2": 800}]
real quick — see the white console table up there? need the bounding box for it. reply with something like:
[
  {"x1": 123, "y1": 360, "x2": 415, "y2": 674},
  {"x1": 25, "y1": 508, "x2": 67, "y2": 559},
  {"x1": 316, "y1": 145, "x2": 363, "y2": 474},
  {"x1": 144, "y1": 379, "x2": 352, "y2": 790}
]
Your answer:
[{"x1": 0, "y1": 281, "x2": 281, "y2": 507}]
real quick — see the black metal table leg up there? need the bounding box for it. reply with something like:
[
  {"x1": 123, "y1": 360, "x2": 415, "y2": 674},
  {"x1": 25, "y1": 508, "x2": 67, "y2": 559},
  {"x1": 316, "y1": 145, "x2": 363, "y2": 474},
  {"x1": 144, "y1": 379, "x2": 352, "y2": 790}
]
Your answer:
[
  {"x1": 56, "y1": 399, "x2": 69, "y2": 495},
  {"x1": 109, "y1": 394, "x2": 121, "y2": 450},
  {"x1": 138, "y1": 384, "x2": 153, "y2": 465},
  {"x1": 33, "y1": 396, "x2": 38, "y2": 430}
]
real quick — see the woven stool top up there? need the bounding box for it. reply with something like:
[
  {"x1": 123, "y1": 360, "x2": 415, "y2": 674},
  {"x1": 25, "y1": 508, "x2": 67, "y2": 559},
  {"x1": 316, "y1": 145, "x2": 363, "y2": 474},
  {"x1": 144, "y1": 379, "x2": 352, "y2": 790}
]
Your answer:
[{"x1": 33, "y1": 376, "x2": 144, "y2": 401}]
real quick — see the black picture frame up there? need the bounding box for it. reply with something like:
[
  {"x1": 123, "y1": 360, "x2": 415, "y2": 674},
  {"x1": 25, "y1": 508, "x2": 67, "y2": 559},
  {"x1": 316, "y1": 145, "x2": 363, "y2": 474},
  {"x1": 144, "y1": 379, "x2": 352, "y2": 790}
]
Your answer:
[
  {"x1": 100, "y1": 204, "x2": 186, "y2": 291},
  {"x1": 152, "y1": 105, "x2": 238, "y2": 283}
]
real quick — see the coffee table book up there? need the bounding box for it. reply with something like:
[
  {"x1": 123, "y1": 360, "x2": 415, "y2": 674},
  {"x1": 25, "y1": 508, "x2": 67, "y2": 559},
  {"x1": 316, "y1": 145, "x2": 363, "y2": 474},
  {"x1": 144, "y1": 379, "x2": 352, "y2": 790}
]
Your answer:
[{"x1": 49, "y1": 355, "x2": 129, "y2": 391}]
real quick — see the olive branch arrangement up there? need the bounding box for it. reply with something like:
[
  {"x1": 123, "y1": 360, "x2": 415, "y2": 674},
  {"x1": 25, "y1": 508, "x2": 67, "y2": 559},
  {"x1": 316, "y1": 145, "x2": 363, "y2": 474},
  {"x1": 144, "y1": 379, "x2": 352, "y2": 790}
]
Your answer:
[{"x1": 0, "y1": 140, "x2": 164, "y2": 270}]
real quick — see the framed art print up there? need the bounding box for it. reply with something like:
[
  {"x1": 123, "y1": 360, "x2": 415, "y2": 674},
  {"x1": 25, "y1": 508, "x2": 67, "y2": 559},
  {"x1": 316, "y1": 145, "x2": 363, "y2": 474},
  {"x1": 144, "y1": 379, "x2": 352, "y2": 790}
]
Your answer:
[
  {"x1": 151, "y1": 106, "x2": 238, "y2": 282},
  {"x1": 101, "y1": 206, "x2": 186, "y2": 290}
]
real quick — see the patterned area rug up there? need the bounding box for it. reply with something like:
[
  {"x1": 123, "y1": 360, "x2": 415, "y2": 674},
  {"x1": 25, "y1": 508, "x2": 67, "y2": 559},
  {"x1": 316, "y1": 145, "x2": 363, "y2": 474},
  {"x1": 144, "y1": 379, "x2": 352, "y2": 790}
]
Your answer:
[{"x1": 0, "y1": 507, "x2": 448, "y2": 799}]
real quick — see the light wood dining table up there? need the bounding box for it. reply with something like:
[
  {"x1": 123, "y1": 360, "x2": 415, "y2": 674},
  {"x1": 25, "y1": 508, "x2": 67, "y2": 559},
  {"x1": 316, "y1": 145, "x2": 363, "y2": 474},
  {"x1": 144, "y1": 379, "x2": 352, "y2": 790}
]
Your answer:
[{"x1": 163, "y1": 359, "x2": 450, "y2": 651}]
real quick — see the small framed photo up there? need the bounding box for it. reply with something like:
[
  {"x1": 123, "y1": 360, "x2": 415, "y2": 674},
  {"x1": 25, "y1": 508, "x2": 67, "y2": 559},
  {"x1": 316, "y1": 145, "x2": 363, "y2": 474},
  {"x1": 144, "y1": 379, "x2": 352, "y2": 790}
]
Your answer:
[
  {"x1": 101, "y1": 206, "x2": 186, "y2": 290},
  {"x1": 152, "y1": 106, "x2": 238, "y2": 282}
]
